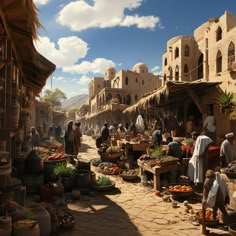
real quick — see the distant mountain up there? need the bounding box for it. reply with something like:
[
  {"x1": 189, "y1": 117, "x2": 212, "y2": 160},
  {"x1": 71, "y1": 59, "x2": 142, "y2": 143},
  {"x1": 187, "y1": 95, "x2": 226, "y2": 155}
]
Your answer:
[{"x1": 61, "y1": 94, "x2": 89, "y2": 110}]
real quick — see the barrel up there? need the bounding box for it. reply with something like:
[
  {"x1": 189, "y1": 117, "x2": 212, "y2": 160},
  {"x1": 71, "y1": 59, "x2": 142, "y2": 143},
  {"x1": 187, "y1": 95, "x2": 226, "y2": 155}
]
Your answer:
[
  {"x1": 12, "y1": 220, "x2": 40, "y2": 236},
  {"x1": 78, "y1": 158, "x2": 91, "y2": 171},
  {"x1": 30, "y1": 205, "x2": 51, "y2": 236},
  {"x1": 22, "y1": 174, "x2": 44, "y2": 194},
  {"x1": 75, "y1": 170, "x2": 90, "y2": 189}
]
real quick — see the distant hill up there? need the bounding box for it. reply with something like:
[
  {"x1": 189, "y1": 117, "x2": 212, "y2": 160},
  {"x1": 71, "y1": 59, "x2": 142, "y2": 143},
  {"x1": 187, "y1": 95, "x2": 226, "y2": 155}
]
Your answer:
[{"x1": 61, "y1": 94, "x2": 89, "y2": 110}]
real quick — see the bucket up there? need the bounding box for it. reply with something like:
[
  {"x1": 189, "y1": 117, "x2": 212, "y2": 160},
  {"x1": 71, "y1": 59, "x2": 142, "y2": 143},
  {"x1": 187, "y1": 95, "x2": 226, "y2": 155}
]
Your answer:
[
  {"x1": 78, "y1": 158, "x2": 91, "y2": 171},
  {"x1": 22, "y1": 174, "x2": 44, "y2": 194},
  {"x1": 75, "y1": 170, "x2": 90, "y2": 189}
]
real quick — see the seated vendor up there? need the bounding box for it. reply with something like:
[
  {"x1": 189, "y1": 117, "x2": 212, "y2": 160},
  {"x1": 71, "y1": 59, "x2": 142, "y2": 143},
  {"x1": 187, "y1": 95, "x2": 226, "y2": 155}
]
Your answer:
[{"x1": 166, "y1": 136, "x2": 182, "y2": 160}]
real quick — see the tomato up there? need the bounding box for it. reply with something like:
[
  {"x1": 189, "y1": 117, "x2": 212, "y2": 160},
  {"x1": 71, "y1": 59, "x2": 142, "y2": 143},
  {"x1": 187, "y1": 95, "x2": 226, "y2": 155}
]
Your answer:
[{"x1": 155, "y1": 191, "x2": 161, "y2": 196}]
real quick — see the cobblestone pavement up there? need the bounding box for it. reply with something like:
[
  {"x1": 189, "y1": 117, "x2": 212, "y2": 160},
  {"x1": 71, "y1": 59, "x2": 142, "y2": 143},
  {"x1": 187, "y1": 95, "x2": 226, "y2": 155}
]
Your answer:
[{"x1": 60, "y1": 135, "x2": 230, "y2": 236}]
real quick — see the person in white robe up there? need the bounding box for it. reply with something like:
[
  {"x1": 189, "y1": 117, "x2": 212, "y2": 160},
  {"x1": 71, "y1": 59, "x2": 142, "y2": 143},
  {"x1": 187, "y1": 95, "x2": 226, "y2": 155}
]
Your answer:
[{"x1": 187, "y1": 134, "x2": 213, "y2": 184}]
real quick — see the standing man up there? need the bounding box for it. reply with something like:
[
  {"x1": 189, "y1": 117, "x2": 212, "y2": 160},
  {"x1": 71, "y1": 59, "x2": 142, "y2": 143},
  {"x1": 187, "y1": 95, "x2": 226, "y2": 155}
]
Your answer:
[
  {"x1": 100, "y1": 122, "x2": 110, "y2": 144},
  {"x1": 220, "y1": 133, "x2": 236, "y2": 167},
  {"x1": 64, "y1": 120, "x2": 75, "y2": 155},
  {"x1": 74, "y1": 121, "x2": 82, "y2": 156},
  {"x1": 30, "y1": 126, "x2": 40, "y2": 147}
]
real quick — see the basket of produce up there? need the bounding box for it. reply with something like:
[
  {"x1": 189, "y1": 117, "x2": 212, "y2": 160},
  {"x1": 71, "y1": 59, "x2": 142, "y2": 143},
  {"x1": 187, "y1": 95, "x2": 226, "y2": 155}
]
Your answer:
[
  {"x1": 97, "y1": 162, "x2": 120, "y2": 175},
  {"x1": 181, "y1": 138, "x2": 195, "y2": 147},
  {"x1": 120, "y1": 169, "x2": 138, "y2": 180},
  {"x1": 91, "y1": 158, "x2": 102, "y2": 167},
  {"x1": 196, "y1": 209, "x2": 219, "y2": 226},
  {"x1": 167, "y1": 184, "x2": 194, "y2": 198},
  {"x1": 93, "y1": 176, "x2": 116, "y2": 191}
]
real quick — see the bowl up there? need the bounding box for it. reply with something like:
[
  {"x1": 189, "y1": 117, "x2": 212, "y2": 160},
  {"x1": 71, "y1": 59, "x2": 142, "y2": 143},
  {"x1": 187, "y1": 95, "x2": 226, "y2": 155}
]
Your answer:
[
  {"x1": 197, "y1": 209, "x2": 219, "y2": 226},
  {"x1": 93, "y1": 181, "x2": 116, "y2": 192},
  {"x1": 229, "y1": 223, "x2": 236, "y2": 236},
  {"x1": 166, "y1": 183, "x2": 194, "y2": 198}
]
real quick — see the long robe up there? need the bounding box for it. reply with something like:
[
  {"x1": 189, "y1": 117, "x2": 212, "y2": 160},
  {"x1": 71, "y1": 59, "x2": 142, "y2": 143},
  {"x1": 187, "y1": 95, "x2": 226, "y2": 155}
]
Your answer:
[{"x1": 187, "y1": 135, "x2": 213, "y2": 184}]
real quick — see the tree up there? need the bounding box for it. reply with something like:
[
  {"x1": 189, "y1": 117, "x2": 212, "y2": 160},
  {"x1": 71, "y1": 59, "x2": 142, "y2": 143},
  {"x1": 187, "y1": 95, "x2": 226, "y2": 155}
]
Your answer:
[{"x1": 41, "y1": 88, "x2": 67, "y2": 109}]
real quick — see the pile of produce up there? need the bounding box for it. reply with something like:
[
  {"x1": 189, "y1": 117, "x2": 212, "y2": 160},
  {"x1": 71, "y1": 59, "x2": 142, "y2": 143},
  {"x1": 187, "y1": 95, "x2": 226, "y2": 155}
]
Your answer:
[
  {"x1": 47, "y1": 153, "x2": 66, "y2": 161},
  {"x1": 139, "y1": 154, "x2": 152, "y2": 161},
  {"x1": 41, "y1": 138, "x2": 63, "y2": 152},
  {"x1": 106, "y1": 145, "x2": 122, "y2": 154},
  {"x1": 120, "y1": 169, "x2": 137, "y2": 177},
  {"x1": 97, "y1": 162, "x2": 120, "y2": 174},
  {"x1": 145, "y1": 156, "x2": 179, "y2": 167},
  {"x1": 168, "y1": 185, "x2": 193, "y2": 192},
  {"x1": 197, "y1": 209, "x2": 218, "y2": 223},
  {"x1": 96, "y1": 176, "x2": 112, "y2": 186},
  {"x1": 182, "y1": 138, "x2": 195, "y2": 147}
]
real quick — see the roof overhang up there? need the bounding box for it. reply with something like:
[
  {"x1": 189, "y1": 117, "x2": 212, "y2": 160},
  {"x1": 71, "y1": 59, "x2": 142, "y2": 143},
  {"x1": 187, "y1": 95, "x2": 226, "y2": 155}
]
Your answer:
[
  {"x1": 0, "y1": 0, "x2": 56, "y2": 94},
  {"x1": 123, "y1": 80, "x2": 222, "y2": 114}
]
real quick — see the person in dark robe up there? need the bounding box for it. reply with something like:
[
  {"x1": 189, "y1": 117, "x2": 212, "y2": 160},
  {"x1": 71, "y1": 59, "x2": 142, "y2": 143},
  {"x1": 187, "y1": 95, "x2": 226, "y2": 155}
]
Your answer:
[
  {"x1": 100, "y1": 122, "x2": 110, "y2": 144},
  {"x1": 64, "y1": 120, "x2": 75, "y2": 155},
  {"x1": 74, "y1": 121, "x2": 82, "y2": 156}
]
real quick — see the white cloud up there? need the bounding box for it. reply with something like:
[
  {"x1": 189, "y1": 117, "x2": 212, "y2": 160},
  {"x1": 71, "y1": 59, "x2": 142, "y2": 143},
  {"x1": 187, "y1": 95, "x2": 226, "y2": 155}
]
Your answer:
[
  {"x1": 57, "y1": 0, "x2": 161, "y2": 31},
  {"x1": 34, "y1": 36, "x2": 115, "y2": 76},
  {"x1": 34, "y1": 0, "x2": 50, "y2": 5},
  {"x1": 77, "y1": 76, "x2": 91, "y2": 86},
  {"x1": 34, "y1": 36, "x2": 89, "y2": 68},
  {"x1": 120, "y1": 15, "x2": 159, "y2": 29},
  {"x1": 63, "y1": 58, "x2": 115, "y2": 75},
  {"x1": 151, "y1": 65, "x2": 160, "y2": 72}
]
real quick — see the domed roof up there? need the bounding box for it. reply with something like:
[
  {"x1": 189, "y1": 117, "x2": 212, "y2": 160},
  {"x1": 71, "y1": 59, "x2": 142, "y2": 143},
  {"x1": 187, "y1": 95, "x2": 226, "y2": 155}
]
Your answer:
[
  {"x1": 105, "y1": 66, "x2": 116, "y2": 72},
  {"x1": 132, "y1": 62, "x2": 148, "y2": 72}
]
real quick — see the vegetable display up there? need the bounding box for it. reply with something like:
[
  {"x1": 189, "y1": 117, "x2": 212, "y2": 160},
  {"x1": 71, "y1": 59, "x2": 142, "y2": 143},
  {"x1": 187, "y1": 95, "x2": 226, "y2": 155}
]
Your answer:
[
  {"x1": 168, "y1": 185, "x2": 193, "y2": 192},
  {"x1": 96, "y1": 176, "x2": 112, "y2": 186}
]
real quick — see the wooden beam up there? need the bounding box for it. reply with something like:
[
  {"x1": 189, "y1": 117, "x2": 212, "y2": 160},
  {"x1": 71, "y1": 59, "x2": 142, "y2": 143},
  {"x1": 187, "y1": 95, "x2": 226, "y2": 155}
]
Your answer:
[{"x1": 187, "y1": 88, "x2": 207, "y2": 114}]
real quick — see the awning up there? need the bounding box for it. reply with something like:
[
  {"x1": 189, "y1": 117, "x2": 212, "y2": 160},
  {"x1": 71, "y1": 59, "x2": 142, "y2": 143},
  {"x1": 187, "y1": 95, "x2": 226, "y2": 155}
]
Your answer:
[
  {"x1": 123, "y1": 80, "x2": 222, "y2": 114},
  {"x1": 0, "y1": 0, "x2": 56, "y2": 93}
]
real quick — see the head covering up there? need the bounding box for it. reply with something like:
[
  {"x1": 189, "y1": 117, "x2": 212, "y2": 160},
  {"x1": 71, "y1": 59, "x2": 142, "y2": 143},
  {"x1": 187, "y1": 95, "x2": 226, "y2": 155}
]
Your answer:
[
  {"x1": 225, "y1": 133, "x2": 234, "y2": 139},
  {"x1": 118, "y1": 123, "x2": 123, "y2": 128},
  {"x1": 109, "y1": 125, "x2": 114, "y2": 130}
]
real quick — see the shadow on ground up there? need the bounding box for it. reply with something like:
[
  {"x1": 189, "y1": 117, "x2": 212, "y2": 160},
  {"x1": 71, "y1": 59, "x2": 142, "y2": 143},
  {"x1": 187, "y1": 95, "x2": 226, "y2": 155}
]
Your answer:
[{"x1": 59, "y1": 189, "x2": 141, "y2": 236}]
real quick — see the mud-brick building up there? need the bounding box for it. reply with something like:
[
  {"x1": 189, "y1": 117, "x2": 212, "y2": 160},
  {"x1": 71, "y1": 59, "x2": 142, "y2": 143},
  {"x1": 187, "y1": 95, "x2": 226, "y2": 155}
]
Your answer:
[{"x1": 84, "y1": 63, "x2": 162, "y2": 129}]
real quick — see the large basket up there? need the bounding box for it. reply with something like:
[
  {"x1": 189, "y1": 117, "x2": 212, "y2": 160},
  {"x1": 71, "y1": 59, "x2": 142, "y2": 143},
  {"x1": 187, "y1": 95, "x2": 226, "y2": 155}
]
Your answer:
[
  {"x1": 166, "y1": 183, "x2": 194, "y2": 198},
  {"x1": 99, "y1": 151, "x2": 123, "y2": 162},
  {"x1": 196, "y1": 209, "x2": 219, "y2": 226}
]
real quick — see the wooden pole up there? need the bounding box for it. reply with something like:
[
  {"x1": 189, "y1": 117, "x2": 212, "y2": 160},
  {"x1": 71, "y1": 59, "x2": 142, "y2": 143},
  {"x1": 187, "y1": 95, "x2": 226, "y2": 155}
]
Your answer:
[{"x1": 201, "y1": 145, "x2": 210, "y2": 235}]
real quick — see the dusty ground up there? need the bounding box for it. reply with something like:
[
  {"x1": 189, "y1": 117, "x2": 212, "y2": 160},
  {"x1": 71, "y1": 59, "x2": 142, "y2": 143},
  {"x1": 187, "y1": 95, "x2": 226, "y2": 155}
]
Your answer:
[{"x1": 59, "y1": 135, "x2": 230, "y2": 236}]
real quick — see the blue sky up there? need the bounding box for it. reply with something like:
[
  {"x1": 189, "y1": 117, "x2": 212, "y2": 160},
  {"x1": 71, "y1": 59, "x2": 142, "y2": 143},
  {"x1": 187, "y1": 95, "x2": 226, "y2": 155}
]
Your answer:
[{"x1": 33, "y1": 0, "x2": 236, "y2": 99}]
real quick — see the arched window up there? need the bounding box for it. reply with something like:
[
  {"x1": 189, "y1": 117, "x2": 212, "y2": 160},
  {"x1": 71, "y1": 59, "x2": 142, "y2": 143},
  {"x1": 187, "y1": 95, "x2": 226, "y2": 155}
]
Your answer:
[
  {"x1": 125, "y1": 76, "x2": 129, "y2": 85},
  {"x1": 216, "y1": 50, "x2": 222, "y2": 73},
  {"x1": 184, "y1": 64, "x2": 189, "y2": 73},
  {"x1": 216, "y1": 27, "x2": 222, "y2": 41},
  {"x1": 175, "y1": 66, "x2": 179, "y2": 81},
  {"x1": 228, "y1": 41, "x2": 235, "y2": 68},
  {"x1": 102, "y1": 94, "x2": 105, "y2": 105},
  {"x1": 198, "y1": 54, "x2": 203, "y2": 79},
  {"x1": 135, "y1": 77, "x2": 138, "y2": 83},
  {"x1": 184, "y1": 45, "x2": 190, "y2": 57},
  {"x1": 175, "y1": 47, "x2": 179, "y2": 58},
  {"x1": 142, "y1": 80, "x2": 144, "y2": 85},
  {"x1": 126, "y1": 94, "x2": 131, "y2": 105},
  {"x1": 99, "y1": 97, "x2": 102, "y2": 106},
  {"x1": 135, "y1": 95, "x2": 138, "y2": 101},
  {"x1": 164, "y1": 58, "x2": 167, "y2": 66},
  {"x1": 168, "y1": 67, "x2": 172, "y2": 80}
]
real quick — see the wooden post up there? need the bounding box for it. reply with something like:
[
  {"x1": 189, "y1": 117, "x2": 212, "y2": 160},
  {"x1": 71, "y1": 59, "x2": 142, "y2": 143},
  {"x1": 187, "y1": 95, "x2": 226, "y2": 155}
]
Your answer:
[{"x1": 201, "y1": 144, "x2": 210, "y2": 235}]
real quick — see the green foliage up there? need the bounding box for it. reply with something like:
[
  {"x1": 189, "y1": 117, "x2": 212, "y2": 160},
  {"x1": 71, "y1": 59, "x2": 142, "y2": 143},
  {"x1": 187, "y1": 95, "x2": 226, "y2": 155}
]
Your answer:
[
  {"x1": 152, "y1": 146, "x2": 164, "y2": 158},
  {"x1": 25, "y1": 209, "x2": 34, "y2": 220},
  {"x1": 53, "y1": 163, "x2": 74, "y2": 177},
  {"x1": 41, "y1": 88, "x2": 67, "y2": 109},
  {"x1": 218, "y1": 91, "x2": 235, "y2": 107},
  {"x1": 96, "y1": 176, "x2": 112, "y2": 186}
]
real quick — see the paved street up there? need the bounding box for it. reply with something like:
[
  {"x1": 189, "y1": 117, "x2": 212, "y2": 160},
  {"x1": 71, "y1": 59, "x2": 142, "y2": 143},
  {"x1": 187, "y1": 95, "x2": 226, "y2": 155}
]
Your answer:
[{"x1": 60, "y1": 135, "x2": 229, "y2": 236}]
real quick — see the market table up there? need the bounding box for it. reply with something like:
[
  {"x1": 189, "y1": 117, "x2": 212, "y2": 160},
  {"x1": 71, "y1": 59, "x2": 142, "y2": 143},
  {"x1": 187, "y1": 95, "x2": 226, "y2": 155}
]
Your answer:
[
  {"x1": 117, "y1": 139, "x2": 151, "y2": 168},
  {"x1": 137, "y1": 159, "x2": 182, "y2": 190},
  {"x1": 180, "y1": 145, "x2": 220, "y2": 159}
]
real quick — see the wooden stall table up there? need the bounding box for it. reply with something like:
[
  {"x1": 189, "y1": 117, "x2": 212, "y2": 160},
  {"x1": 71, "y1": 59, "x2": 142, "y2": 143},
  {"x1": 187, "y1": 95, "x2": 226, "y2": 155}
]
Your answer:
[
  {"x1": 117, "y1": 139, "x2": 151, "y2": 168},
  {"x1": 137, "y1": 159, "x2": 182, "y2": 190}
]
